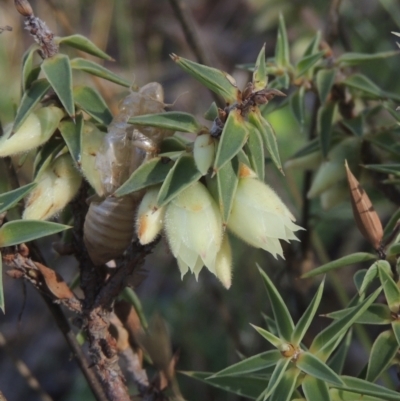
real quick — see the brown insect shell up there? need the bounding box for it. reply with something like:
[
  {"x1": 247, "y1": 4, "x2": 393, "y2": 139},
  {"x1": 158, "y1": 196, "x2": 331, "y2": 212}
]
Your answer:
[{"x1": 83, "y1": 193, "x2": 142, "y2": 266}]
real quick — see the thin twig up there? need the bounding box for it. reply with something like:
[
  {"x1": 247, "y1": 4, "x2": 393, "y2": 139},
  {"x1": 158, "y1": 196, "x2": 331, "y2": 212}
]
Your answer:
[{"x1": 167, "y1": 0, "x2": 223, "y2": 106}]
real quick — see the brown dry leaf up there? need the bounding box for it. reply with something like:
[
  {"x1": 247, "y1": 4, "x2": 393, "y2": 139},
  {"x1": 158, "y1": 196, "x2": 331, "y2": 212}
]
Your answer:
[
  {"x1": 34, "y1": 262, "x2": 75, "y2": 300},
  {"x1": 345, "y1": 160, "x2": 383, "y2": 250}
]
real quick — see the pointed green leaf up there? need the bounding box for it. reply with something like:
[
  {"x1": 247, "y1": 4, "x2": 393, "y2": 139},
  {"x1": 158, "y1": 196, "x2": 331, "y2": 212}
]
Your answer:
[
  {"x1": 359, "y1": 262, "x2": 379, "y2": 295},
  {"x1": 41, "y1": 54, "x2": 75, "y2": 117},
  {"x1": 0, "y1": 220, "x2": 70, "y2": 247},
  {"x1": 297, "y1": 352, "x2": 344, "y2": 386},
  {"x1": 318, "y1": 101, "x2": 336, "y2": 158},
  {"x1": 212, "y1": 349, "x2": 281, "y2": 377},
  {"x1": 121, "y1": 287, "x2": 148, "y2": 330},
  {"x1": 57, "y1": 34, "x2": 113, "y2": 60},
  {"x1": 366, "y1": 329, "x2": 398, "y2": 382},
  {"x1": 353, "y1": 269, "x2": 367, "y2": 293},
  {"x1": 336, "y1": 50, "x2": 400, "y2": 67},
  {"x1": 258, "y1": 266, "x2": 294, "y2": 341},
  {"x1": 326, "y1": 304, "x2": 392, "y2": 325},
  {"x1": 316, "y1": 69, "x2": 336, "y2": 104},
  {"x1": 301, "y1": 253, "x2": 377, "y2": 278},
  {"x1": 253, "y1": 44, "x2": 268, "y2": 91},
  {"x1": 248, "y1": 110, "x2": 283, "y2": 174},
  {"x1": 59, "y1": 114, "x2": 83, "y2": 165},
  {"x1": 270, "y1": 367, "x2": 300, "y2": 401},
  {"x1": 291, "y1": 279, "x2": 324, "y2": 345},
  {"x1": 311, "y1": 287, "x2": 381, "y2": 359},
  {"x1": 275, "y1": 14, "x2": 290, "y2": 67},
  {"x1": 73, "y1": 86, "x2": 113, "y2": 125},
  {"x1": 21, "y1": 44, "x2": 40, "y2": 92},
  {"x1": 204, "y1": 102, "x2": 218, "y2": 121},
  {"x1": 343, "y1": 74, "x2": 400, "y2": 102},
  {"x1": 13, "y1": 79, "x2": 51, "y2": 132},
  {"x1": 70, "y1": 58, "x2": 130, "y2": 87},
  {"x1": 268, "y1": 73, "x2": 290, "y2": 90},
  {"x1": 32, "y1": 136, "x2": 65, "y2": 179},
  {"x1": 330, "y1": 388, "x2": 386, "y2": 401},
  {"x1": 334, "y1": 376, "x2": 400, "y2": 401},
  {"x1": 328, "y1": 330, "x2": 352, "y2": 374},
  {"x1": 157, "y1": 154, "x2": 202, "y2": 207},
  {"x1": 392, "y1": 320, "x2": 400, "y2": 346},
  {"x1": 0, "y1": 183, "x2": 36, "y2": 214},
  {"x1": 341, "y1": 115, "x2": 364, "y2": 137},
  {"x1": 383, "y1": 208, "x2": 400, "y2": 239},
  {"x1": 171, "y1": 54, "x2": 239, "y2": 104},
  {"x1": 129, "y1": 111, "x2": 201, "y2": 133},
  {"x1": 0, "y1": 252, "x2": 3, "y2": 313},
  {"x1": 378, "y1": 261, "x2": 400, "y2": 312},
  {"x1": 213, "y1": 109, "x2": 248, "y2": 172},
  {"x1": 180, "y1": 371, "x2": 266, "y2": 399},
  {"x1": 303, "y1": 376, "x2": 331, "y2": 401},
  {"x1": 296, "y1": 52, "x2": 324, "y2": 77},
  {"x1": 115, "y1": 157, "x2": 173, "y2": 197},
  {"x1": 159, "y1": 136, "x2": 187, "y2": 153},
  {"x1": 245, "y1": 124, "x2": 265, "y2": 180},
  {"x1": 250, "y1": 324, "x2": 287, "y2": 349},
  {"x1": 257, "y1": 358, "x2": 291, "y2": 401},
  {"x1": 217, "y1": 156, "x2": 239, "y2": 223},
  {"x1": 303, "y1": 31, "x2": 321, "y2": 57},
  {"x1": 290, "y1": 87, "x2": 306, "y2": 128}
]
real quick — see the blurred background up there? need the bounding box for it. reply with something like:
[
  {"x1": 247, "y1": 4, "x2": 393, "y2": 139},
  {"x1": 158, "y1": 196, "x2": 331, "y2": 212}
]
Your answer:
[{"x1": 0, "y1": 0, "x2": 400, "y2": 400}]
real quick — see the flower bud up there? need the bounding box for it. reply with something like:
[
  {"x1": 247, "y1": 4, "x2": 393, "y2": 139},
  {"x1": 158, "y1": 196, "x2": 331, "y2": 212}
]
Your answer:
[
  {"x1": 23, "y1": 153, "x2": 82, "y2": 220},
  {"x1": 164, "y1": 181, "x2": 223, "y2": 277},
  {"x1": 227, "y1": 177, "x2": 303, "y2": 258},
  {"x1": 0, "y1": 107, "x2": 64, "y2": 157},
  {"x1": 14, "y1": 0, "x2": 33, "y2": 17},
  {"x1": 215, "y1": 235, "x2": 232, "y2": 289},
  {"x1": 136, "y1": 187, "x2": 165, "y2": 245},
  {"x1": 193, "y1": 132, "x2": 215, "y2": 175}
]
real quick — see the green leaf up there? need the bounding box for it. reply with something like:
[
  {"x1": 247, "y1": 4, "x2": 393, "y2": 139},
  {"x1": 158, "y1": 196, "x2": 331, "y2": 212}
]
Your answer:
[
  {"x1": 291, "y1": 279, "x2": 324, "y2": 345},
  {"x1": 353, "y1": 269, "x2": 367, "y2": 293},
  {"x1": 70, "y1": 58, "x2": 130, "y2": 87},
  {"x1": 268, "y1": 73, "x2": 290, "y2": 90},
  {"x1": 21, "y1": 44, "x2": 40, "y2": 92},
  {"x1": 290, "y1": 87, "x2": 306, "y2": 128},
  {"x1": 359, "y1": 262, "x2": 379, "y2": 295},
  {"x1": 0, "y1": 220, "x2": 70, "y2": 247},
  {"x1": 41, "y1": 54, "x2": 75, "y2": 117},
  {"x1": 204, "y1": 102, "x2": 218, "y2": 121},
  {"x1": 248, "y1": 110, "x2": 283, "y2": 174},
  {"x1": 33, "y1": 136, "x2": 65, "y2": 179},
  {"x1": 333, "y1": 376, "x2": 400, "y2": 401},
  {"x1": 297, "y1": 352, "x2": 344, "y2": 386},
  {"x1": 383, "y1": 208, "x2": 400, "y2": 239},
  {"x1": 73, "y1": 86, "x2": 113, "y2": 125},
  {"x1": 363, "y1": 164, "x2": 400, "y2": 176},
  {"x1": 303, "y1": 31, "x2": 321, "y2": 57},
  {"x1": 270, "y1": 367, "x2": 300, "y2": 401},
  {"x1": 212, "y1": 349, "x2": 281, "y2": 377},
  {"x1": 330, "y1": 388, "x2": 385, "y2": 401},
  {"x1": 336, "y1": 50, "x2": 400, "y2": 67},
  {"x1": 171, "y1": 54, "x2": 239, "y2": 104},
  {"x1": 115, "y1": 157, "x2": 173, "y2": 197},
  {"x1": 366, "y1": 329, "x2": 398, "y2": 382},
  {"x1": 301, "y1": 253, "x2": 377, "y2": 278},
  {"x1": 303, "y1": 376, "x2": 331, "y2": 401},
  {"x1": 57, "y1": 34, "x2": 113, "y2": 60},
  {"x1": 318, "y1": 101, "x2": 336, "y2": 158},
  {"x1": 250, "y1": 324, "x2": 287, "y2": 349},
  {"x1": 257, "y1": 357, "x2": 291, "y2": 401},
  {"x1": 328, "y1": 330, "x2": 352, "y2": 374},
  {"x1": 0, "y1": 251, "x2": 3, "y2": 313},
  {"x1": 213, "y1": 109, "x2": 248, "y2": 173},
  {"x1": 159, "y1": 136, "x2": 187, "y2": 153},
  {"x1": 341, "y1": 115, "x2": 364, "y2": 137},
  {"x1": 296, "y1": 52, "x2": 324, "y2": 77},
  {"x1": 0, "y1": 183, "x2": 36, "y2": 214},
  {"x1": 129, "y1": 111, "x2": 201, "y2": 133},
  {"x1": 311, "y1": 287, "x2": 382, "y2": 359},
  {"x1": 13, "y1": 79, "x2": 51, "y2": 132},
  {"x1": 316, "y1": 69, "x2": 336, "y2": 104},
  {"x1": 59, "y1": 114, "x2": 83, "y2": 165},
  {"x1": 343, "y1": 74, "x2": 400, "y2": 102},
  {"x1": 217, "y1": 156, "x2": 239, "y2": 223},
  {"x1": 275, "y1": 14, "x2": 290, "y2": 67},
  {"x1": 121, "y1": 287, "x2": 148, "y2": 330},
  {"x1": 378, "y1": 261, "x2": 400, "y2": 312},
  {"x1": 258, "y1": 266, "x2": 294, "y2": 341},
  {"x1": 326, "y1": 304, "x2": 392, "y2": 325},
  {"x1": 181, "y1": 371, "x2": 266, "y2": 400},
  {"x1": 392, "y1": 320, "x2": 400, "y2": 346},
  {"x1": 253, "y1": 44, "x2": 268, "y2": 91},
  {"x1": 157, "y1": 154, "x2": 202, "y2": 207},
  {"x1": 245, "y1": 124, "x2": 265, "y2": 180}
]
